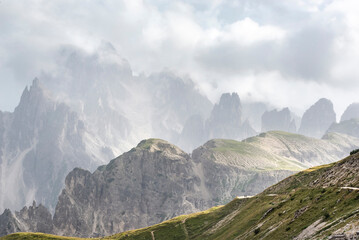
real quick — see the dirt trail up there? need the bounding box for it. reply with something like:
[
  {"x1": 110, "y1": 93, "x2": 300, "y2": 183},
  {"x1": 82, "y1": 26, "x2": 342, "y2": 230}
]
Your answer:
[
  {"x1": 151, "y1": 231, "x2": 155, "y2": 240},
  {"x1": 341, "y1": 187, "x2": 359, "y2": 191},
  {"x1": 181, "y1": 218, "x2": 189, "y2": 240}
]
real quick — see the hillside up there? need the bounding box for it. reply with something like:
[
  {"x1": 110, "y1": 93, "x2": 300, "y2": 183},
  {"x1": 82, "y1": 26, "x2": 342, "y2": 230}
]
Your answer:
[
  {"x1": 2, "y1": 132, "x2": 359, "y2": 237},
  {"x1": 3, "y1": 151, "x2": 359, "y2": 240}
]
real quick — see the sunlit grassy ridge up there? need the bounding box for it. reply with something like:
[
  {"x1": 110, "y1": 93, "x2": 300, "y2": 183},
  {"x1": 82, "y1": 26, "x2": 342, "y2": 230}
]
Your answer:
[{"x1": 0, "y1": 232, "x2": 93, "y2": 240}]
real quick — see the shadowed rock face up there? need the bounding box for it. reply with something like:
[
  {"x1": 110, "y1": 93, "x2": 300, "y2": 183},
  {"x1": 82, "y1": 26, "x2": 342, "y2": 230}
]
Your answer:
[
  {"x1": 0, "y1": 201, "x2": 53, "y2": 237},
  {"x1": 298, "y1": 98, "x2": 336, "y2": 138},
  {"x1": 178, "y1": 93, "x2": 257, "y2": 152},
  {"x1": 205, "y1": 93, "x2": 256, "y2": 141},
  {"x1": 340, "y1": 103, "x2": 359, "y2": 122},
  {"x1": 326, "y1": 118, "x2": 359, "y2": 138},
  {"x1": 261, "y1": 108, "x2": 296, "y2": 133},
  {"x1": 53, "y1": 139, "x2": 205, "y2": 237},
  {"x1": 206, "y1": 93, "x2": 242, "y2": 140}
]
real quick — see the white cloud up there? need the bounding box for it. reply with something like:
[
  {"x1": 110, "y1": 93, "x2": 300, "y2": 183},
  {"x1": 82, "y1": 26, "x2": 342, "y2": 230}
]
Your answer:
[{"x1": 0, "y1": 0, "x2": 359, "y2": 116}]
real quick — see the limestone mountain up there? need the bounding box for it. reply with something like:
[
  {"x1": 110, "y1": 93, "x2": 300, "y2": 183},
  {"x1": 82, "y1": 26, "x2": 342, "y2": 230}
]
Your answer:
[
  {"x1": 298, "y1": 98, "x2": 336, "y2": 138},
  {"x1": 0, "y1": 45, "x2": 213, "y2": 213},
  {"x1": 0, "y1": 79, "x2": 104, "y2": 213},
  {"x1": 326, "y1": 118, "x2": 359, "y2": 138},
  {"x1": 95, "y1": 151, "x2": 359, "y2": 240},
  {"x1": 178, "y1": 92, "x2": 257, "y2": 152},
  {"x1": 5, "y1": 146, "x2": 359, "y2": 240},
  {"x1": 340, "y1": 102, "x2": 359, "y2": 122},
  {"x1": 52, "y1": 139, "x2": 205, "y2": 237},
  {"x1": 0, "y1": 201, "x2": 53, "y2": 237},
  {"x1": 261, "y1": 108, "x2": 296, "y2": 133},
  {"x1": 41, "y1": 45, "x2": 213, "y2": 154},
  {"x1": 205, "y1": 93, "x2": 256, "y2": 141},
  {"x1": 1, "y1": 131, "x2": 359, "y2": 237}
]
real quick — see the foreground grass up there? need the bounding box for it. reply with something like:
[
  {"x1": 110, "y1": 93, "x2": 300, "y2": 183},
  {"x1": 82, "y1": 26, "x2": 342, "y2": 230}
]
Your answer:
[{"x1": 0, "y1": 232, "x2": 94, "y2": 240}]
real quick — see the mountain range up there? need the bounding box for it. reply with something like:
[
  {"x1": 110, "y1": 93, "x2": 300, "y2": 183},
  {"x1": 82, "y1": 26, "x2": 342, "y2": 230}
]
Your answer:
[
  {"x1": 1, "y1": 44, "x2": 359, "y2": 239},
  {"x1": 2, "y1": 142, "x2": 359, "y2": 239},
  {"x1": 0, "y1": 131, "x2": 358, "y2": 237}
]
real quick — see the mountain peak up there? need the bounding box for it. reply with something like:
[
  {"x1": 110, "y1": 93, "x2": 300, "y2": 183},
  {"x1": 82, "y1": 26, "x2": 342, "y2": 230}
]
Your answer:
[
  {"x1": 298, "y1": 98, "x2": 336, "y2": 138},
  {"x1": 136, "y1": 138, "x2": 184, "y2": 154},
  {"x1": 341, "y1": 102, "x2": 359, "y2": 122}
]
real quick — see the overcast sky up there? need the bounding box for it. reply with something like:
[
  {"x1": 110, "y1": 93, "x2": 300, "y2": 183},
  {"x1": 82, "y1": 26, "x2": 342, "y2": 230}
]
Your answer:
[{"x1": 1, "y1": 0, "x2": 359, "y2": 117}]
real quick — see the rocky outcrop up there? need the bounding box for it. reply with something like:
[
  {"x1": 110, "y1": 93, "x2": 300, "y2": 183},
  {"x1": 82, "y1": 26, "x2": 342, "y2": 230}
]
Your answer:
[
  {"x1": 0, "y1": 201, "x2": 53, "y2": 236},
  {"x1": 205, "y1": 92, "x2": 242, "y2": 139},
  {"x1": 53, "y1": 139, "x2": 205, "y2": 237},
  {"x1": 2, "y1": 131, "x2": 359, "y2": 237},
  {"x1": 178, "y1": 93, "x2": 257, "y2": 152},
  {"x1": 326, "y1": 118, "x2": 359, "y2": 138},
  {"x1": 340, "y1": 103, "x2": 359, "y2": 122},
  {"x1": 205, "y1": 93, "x2": 256, "y2": 141},
  {"x1": 298, "y1": 98, "x2": 336, "y2": 138},
  {"x1": 261, "y1": 108, "x2": 296, "y2": 133}
]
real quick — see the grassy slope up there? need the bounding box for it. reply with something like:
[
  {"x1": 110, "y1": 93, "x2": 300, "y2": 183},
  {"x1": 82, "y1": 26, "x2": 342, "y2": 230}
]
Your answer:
[
  {"x1": 0, "y1": 233, "x2": 92, "y2": 240},
  {"x1": 201, "y1": 131, "x2": 353, "y2": 172},
  {"x1": 106, "y1": 153, "x2": 358, "y2": 240},
  {"x1": 3, "y1": 137, "x2": 359, "y2": 240},
  {"x1": 4, "y1": 153, "x2": 358, "y2": 240}
]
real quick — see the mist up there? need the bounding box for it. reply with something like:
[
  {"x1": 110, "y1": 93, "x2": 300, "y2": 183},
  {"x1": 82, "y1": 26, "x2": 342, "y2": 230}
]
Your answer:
[{"x1": 1, "y1": 0, "x2": 359, "y2": 117}]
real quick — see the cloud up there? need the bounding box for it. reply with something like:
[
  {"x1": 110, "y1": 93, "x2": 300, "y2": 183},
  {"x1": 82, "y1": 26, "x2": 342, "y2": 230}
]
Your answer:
[{"x1": 0, "y1": 0, "x2": 359, "y2": 116}]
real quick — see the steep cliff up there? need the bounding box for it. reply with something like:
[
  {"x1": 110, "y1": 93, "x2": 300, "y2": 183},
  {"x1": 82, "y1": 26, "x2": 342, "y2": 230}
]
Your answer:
[{"x1": 298, "y1": 98, "x2": 336, "y2": 138}]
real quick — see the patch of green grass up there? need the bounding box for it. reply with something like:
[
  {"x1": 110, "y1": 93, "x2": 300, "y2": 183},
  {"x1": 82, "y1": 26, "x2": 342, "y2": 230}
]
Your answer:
[{"x1": 0, "y1": 232, "x2": 93, "y2": 240}]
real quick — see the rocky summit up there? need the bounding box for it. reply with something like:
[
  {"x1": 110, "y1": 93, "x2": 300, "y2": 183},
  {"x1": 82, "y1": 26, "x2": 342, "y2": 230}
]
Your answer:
[
  {"x1": 327, "y1": 118, "x2": 359, "y2": 138},
  {"x1": 53, "y1": 139, "x2": 205, "y2": 237},
  {"x1": 0, "y1": 79, "x2": 104, "y2": 213},
  {"x1": 205, "y1": 93, "x2": 256, "y2": 141},
  {"x1": 299, "y1": 98, "x2": 336, "y2": 138}
]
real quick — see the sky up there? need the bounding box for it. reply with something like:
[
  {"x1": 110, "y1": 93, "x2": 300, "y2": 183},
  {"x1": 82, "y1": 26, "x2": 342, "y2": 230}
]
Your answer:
[{"x1": 1, "y1": 0, "x2": 359, "y2": 117}]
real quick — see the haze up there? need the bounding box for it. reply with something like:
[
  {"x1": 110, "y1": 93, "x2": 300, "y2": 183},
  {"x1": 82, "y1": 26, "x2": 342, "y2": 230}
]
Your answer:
[{"x1": 1, "y1": 0, "x2": 359, "y2": 117}]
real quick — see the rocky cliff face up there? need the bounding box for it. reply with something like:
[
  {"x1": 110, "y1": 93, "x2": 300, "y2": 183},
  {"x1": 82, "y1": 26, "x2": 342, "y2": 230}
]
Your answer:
[
  {"x1": 261, "y1": 108, "x2": 296, "y2": 133},
  {"x1": 0, "y1": 46, "x2": 214, "y2": 213},
  {"x1": 53, "y1": 139, "x2": 205, "y2": 237},
  {"x1": 1, "y1": 132, "x2": 359, "y2": 237},
  {"x1": 326, "y1": 118, "x2": 359, "y2": 138},
  {"x1": 205, "y1": 93, "x2": 256, "y2": 141},
  {"x1": 205, "y1": 92, "x2": 242, "y2": 140},
  {"x1": 298, "y1": 98, "x2": 336, "y2": 138},
  {"x1": 0, "y1": 201, "x2": 53, "y2": 237},
  {"x1": 0, "y1": 79, "x2": 104, "y2": 212},
  {"x1": 177, "y1": 93, "x2": 257, "y2": 152},
  {"x1": 340, "y1": 102, "x2": 359, "y2": 122}
]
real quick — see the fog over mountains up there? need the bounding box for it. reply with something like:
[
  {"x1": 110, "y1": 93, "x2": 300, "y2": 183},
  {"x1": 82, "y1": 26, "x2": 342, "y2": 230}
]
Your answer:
[{"x1": 1, "y1": 44, "x2": 359, "y2": 218}]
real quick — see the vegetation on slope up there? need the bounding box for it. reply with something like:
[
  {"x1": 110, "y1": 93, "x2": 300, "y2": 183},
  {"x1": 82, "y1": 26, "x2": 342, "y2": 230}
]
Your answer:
[{"x1": 2, "y1": 142, "x2": 359, "y2": 240}]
